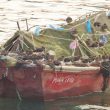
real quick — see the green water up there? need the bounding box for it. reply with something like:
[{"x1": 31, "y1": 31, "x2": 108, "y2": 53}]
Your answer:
[{"x1": 0, "y1": 92, "x2": 110, "y2": 110}]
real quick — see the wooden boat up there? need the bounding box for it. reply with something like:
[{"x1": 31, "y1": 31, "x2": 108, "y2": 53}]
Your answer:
[
  {"x1": 0, "y1": 63, "x2": 108, "y2": 101},
  {"x1": 0, "y1": 11, "x2": 110, "y2": 101}
]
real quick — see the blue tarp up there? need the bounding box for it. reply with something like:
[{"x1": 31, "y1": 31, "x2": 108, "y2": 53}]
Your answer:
[
  {"x1": 99, "y1": 35, "x2": 108, "y2": 44},
  {"x1": 106, "y1": 10, "x2": 110, "y2": 16},
  {"x1": 47, "y1": 24, "x2": 64, "y2": 31},
  {"x1": 34, "y1": 26, "x2": 41, "y2": 36},
  {"x1": 86, "y1": 19, "x2": 92, "y2": 33}
]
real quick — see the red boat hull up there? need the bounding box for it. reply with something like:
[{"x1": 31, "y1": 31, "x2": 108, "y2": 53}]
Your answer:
[
  {"x1": 41, "y1": 66, "x2": 105, "y2": 100},
  {"x1": 0, "y1": 65, "x2": 109, "y2": 101}
]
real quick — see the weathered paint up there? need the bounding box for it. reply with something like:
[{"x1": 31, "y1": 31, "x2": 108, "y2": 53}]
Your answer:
[
  {"x1": 41, "y1": 69, "x2": 103, "y2": 100},
  {"x1": 0, "y1": 65, "x2": 109, "y2": 101}
]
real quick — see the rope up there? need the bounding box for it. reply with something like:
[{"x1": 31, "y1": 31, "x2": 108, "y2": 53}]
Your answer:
[
  {"x1": 6, "y1": 37, "x2": 19, "y2": 51},
  {"x1": 44, "y1": 34, "x2": 72, "y2": 41},
  {"x1": 16, "y1": 87, "x2": 22, "y2": 101},
  {"x1": 20, "y1": 34, "x2": 24, "y2": 50},
  {"x1": 41, "y1": 30, "x2": 110, "y2": 42},
  {"x1": 72, "y1": 12, "x2": 98, "y2": 28},
  {"x1": 41, "y1": 33, "x2": 109, "y2": 58},
  {"x1": 31, "y1": 33, "x2": 36, "y2": 50},
  {"x1": 16, "y1": 43, "x2": 20, "y2": 52},
  {"x1": 5, "y1": 68, "x2": 8, "y2": 77},
  {"x1": 74, "y1": 11, "x2": 96, "y2": 21},
  {"x1": 100, "y1": 62, "x2": 110, "y2": 72},
  {"x1": 44, "y1": 33, "x2": 108, "y2": 71},
  {"x1": 23, "y1": 11, "x2": 98, "y2": 31},
  {"x1": 80, "y1": 33, "x2": 84, "y2": 39},
  {"x1": 19, "y1": 38, "x2": 30, "y2": 48},
  {"x1": 84, "y1": 32, "x2": 110, "y2": 36},
  {"x1": 79, "y1": 39, "x2": 97, "y2": 56}
]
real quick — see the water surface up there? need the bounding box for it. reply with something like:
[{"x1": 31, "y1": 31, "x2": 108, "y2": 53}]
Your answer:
[
  {"x1": 0, "y1": 92, "x2": 110, "y2": 110},
  {"x1": 0, "y1": 0, "x2": 110, "y2": 44}
]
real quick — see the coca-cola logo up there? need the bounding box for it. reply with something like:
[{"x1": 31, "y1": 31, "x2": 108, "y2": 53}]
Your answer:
[
  {"x1": 52, "y1": 76, "x2": 74, "y2": 84},
  {"x1": 44, "y1": 74, "x2": 77, "y2": 92}
]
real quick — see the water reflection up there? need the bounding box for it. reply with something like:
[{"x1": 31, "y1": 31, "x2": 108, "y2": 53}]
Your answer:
[
  {"x1": 0, "y1": 99, "x2": 45, "y2": 110},
  {"x1": 0, "y1": 92, "x2": 110, "y2": 110}
]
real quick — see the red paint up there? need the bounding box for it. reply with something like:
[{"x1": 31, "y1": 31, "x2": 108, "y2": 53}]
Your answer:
[
  {"x1": 0, "y1": 65, "x2": 109, "y2": 101},
  {"x1": 41, "y1": 69, "x2": 103, "y2": 100}
]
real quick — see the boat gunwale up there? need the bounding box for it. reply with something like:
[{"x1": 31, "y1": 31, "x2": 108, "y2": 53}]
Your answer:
[{"x1": 43, "y1": 65, "x2": 100, "y2": 73}]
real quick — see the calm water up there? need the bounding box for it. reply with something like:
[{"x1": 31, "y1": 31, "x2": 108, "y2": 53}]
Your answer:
[
  {"x1": 0, "y1": 92, "x2": 110, "y2": 110},
  {"x1": 1, "y1": 0, "x2": 110, "y2": 109},
  {"x1": 0, "y1": 0, "x2": 110, "y2": 43}
]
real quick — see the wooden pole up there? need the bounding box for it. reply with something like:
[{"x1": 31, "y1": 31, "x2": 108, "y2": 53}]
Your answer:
[
  {"x1": 17, "y1": 21, "x2": 20, "y2": 30},
  {"x1": 25, "y1": 19, "x2": 29, "y2": 31},
  {"x1": 31, "y1": 33, "x2": 35, "y2": 50}
]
